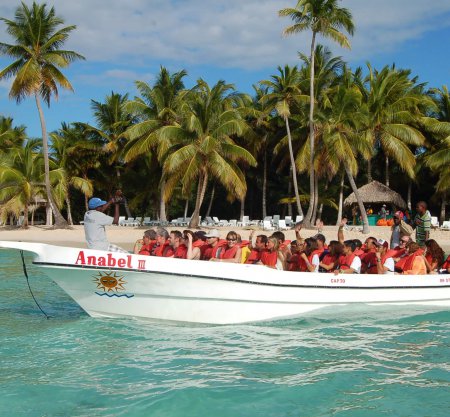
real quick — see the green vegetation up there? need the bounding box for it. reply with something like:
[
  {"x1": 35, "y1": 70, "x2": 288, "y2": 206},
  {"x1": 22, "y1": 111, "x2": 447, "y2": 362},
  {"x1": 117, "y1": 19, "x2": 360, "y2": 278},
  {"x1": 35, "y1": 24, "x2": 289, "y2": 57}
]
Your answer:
[{"x1": 0, "y1": 1, "x2": 449, "y2": 229}]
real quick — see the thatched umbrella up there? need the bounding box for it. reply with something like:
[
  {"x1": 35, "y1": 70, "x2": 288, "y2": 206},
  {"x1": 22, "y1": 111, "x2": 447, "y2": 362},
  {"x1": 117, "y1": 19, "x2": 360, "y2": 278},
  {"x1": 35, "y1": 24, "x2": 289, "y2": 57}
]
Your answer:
[{"x1": 344, "y1": 180, "x2": 407, "y2": 209}]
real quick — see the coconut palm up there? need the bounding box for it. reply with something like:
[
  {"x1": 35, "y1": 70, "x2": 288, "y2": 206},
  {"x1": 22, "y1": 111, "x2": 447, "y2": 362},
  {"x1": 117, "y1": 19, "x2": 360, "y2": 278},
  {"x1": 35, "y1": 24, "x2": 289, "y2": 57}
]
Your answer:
[
  {"x1": 0, "y1": 2, "x2": 85, "y2": 227},
  {"x1": 0, "y1": 116, "x2": 26, "y2": 152},
  {"x1": 124, "y1": 67, "x2": 187, "y2": 221},
  {"x1": 362, "y1": 64, "x2": 429, "y2": 186},
  {"x1": 261, "y1": 65, "x2": 309, "y2": 219},
  {"x1": 279, "y1": 0, "x2": 354, "y2": 226},
  {"x1": 0, "y1": 139, "x2": 45, "y2": 227},
  {"x1": 321, "y1": 70, "x2": 372, "y2": 233},
  {"x1": 50, "y1": 123, "x2": 98, "y2": 224},
  {"x1": 159, "y1": 79, "x2": 257, "y2": 228}
]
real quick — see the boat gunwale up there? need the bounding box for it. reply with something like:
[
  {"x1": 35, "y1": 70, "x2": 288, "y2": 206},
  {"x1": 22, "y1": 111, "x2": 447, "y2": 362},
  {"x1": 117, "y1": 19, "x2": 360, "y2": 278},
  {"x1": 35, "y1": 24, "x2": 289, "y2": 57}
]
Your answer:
[{"x1": 33, "y1": 261, "x2": 450, "y2": 290}]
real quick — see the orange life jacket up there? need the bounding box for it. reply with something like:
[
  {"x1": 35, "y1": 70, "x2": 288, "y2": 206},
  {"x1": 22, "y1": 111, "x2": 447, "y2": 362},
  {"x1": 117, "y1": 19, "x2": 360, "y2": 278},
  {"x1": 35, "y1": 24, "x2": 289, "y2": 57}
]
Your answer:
[{"x1": 260, "y1": 250, "x2": 278, "y2": 267}]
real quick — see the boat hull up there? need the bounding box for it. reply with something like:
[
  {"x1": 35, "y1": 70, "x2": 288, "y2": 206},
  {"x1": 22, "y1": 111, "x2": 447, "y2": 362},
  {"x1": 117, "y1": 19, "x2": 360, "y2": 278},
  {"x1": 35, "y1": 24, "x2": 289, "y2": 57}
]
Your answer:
[{"x1": 2, "y1": 242, "x2": 450, "y2": 324}]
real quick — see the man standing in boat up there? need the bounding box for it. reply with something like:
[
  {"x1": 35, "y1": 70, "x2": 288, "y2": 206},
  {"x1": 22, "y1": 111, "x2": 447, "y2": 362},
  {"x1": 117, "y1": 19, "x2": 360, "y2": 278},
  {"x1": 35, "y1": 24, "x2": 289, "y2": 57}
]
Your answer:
[{"x1": 84, "y1": 191, "x2": 128, "y2": 253}]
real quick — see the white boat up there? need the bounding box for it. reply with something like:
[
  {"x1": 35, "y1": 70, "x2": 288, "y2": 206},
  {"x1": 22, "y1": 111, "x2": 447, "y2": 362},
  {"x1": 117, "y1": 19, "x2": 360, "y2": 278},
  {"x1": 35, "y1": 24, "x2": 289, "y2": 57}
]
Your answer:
[{"x1": 1, "y1": 241, "x2": 449, "y2": 324}]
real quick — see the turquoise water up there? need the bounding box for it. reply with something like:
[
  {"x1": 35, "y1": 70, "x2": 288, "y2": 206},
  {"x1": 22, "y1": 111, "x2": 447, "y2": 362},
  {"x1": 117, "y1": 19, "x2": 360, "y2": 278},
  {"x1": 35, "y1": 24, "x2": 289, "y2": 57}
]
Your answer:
[{"x1": 1, "y1": 249, "x2": 449, "y2": 417}]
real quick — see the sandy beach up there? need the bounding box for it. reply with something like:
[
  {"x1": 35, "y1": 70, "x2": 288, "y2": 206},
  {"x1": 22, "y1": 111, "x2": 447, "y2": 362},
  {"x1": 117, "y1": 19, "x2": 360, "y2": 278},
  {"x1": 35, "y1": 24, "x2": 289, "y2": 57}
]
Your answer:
[{"x1": 1, "y1": 224, "x2": 450, "y2": 253}]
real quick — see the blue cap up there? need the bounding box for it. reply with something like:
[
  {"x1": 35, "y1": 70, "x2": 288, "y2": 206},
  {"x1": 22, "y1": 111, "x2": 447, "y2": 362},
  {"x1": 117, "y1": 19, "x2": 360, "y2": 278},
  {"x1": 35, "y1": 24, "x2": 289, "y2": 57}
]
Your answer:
[{"x1": 88, "y1": 197, "x2": 107, "y2": 209}]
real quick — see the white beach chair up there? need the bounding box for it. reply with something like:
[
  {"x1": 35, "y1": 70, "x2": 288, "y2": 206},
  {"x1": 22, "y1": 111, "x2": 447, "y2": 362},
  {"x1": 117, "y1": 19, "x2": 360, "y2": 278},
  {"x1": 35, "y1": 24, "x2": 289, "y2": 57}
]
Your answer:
[
  {"x1": 229, "y1": 219, "x2": 238, "y2": 227},
  {"x1": 284, "y1": 216, "x2": 293, "y2": 227},
  {"x1": 238, "y1": 215, "x2": 250, "y2": 227},
  {"x1": 142, "y1": 217, "x2": 151, "y2": 226},
  {"x1": 278, "y1": 219, "x2": 289, "y2": 231},
  {"x1": 441, "y1": 221, "x2": 450, "y2": 230},
  {"x1": 263, "y1": 220, "x2": 275, "y2": 231},
  {"x1": 295, "y1": 215, "x2": 303, "y2": 224},
  {"x1": 118, "y1": 216, "x2": 126, "y2": 226},
  {"x1": 431, "y1": 216, "x2": 439, "y2": 229}
]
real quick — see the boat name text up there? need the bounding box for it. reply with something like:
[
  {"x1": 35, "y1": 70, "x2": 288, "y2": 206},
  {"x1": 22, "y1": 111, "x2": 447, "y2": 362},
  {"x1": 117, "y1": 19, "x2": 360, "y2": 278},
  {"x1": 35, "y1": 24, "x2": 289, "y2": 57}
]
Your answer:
[{"x1": 75, "y1": 251, "x2": 140, "y2": 269}]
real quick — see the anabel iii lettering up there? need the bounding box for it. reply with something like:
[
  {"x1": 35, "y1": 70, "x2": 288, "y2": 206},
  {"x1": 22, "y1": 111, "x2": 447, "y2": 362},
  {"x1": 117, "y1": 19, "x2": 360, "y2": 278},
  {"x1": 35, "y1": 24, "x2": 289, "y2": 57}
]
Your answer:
[{"x1": 75, "y1": 251, "x2": 133, "y2": 268}]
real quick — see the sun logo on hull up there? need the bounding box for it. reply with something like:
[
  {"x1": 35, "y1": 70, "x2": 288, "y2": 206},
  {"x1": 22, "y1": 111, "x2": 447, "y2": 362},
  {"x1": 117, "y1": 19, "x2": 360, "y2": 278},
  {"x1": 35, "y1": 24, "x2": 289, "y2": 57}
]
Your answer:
[{"x1": 93, "y1": 272, "x2": 126, "y2": 292}]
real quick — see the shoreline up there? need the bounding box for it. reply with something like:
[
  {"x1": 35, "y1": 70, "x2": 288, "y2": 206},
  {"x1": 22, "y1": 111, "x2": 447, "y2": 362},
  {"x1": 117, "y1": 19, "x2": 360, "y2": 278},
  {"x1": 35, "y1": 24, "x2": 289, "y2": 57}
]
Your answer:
[{"x1": 1, "y1": 225, "x2": 450, "y2": 253}]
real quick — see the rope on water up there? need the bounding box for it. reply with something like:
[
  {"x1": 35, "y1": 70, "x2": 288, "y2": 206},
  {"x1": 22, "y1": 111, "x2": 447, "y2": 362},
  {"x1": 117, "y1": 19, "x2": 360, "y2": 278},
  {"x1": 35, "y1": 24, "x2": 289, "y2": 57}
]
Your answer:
[{"x1": 20, "y1": 250, "x2": 50, "y2": 319}]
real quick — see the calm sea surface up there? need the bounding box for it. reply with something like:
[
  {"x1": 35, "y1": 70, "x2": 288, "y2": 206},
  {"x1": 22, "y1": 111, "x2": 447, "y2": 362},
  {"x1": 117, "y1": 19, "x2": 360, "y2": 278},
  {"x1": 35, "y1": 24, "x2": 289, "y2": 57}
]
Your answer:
[{"x1": 1, "y1": 249, "x2": 449, "y2": 417}]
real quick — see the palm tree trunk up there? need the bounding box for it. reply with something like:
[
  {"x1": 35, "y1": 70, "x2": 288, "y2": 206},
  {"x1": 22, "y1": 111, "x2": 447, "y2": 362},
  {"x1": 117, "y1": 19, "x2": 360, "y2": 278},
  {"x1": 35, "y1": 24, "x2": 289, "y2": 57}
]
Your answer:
[
  {"x1": 336, "y1": 172, "x2": 345, "y2": 225},
  {"x1": 65, "y1": 194, "x2": 73, "y2": 225},
  {"x1": 285, "y1": 116, "x2": 304, "y2": 219},
  {"x1": 23, "y1": 204, "x2": 29, "y2": 228},
  {"x1": 345, "y1": 163, "x2": 370, "y2": 234},
  {"x1": 287, "y1": 167, "x2": 293, "y2": 217},
  {"x1": 159, "y1": 178, "x2": 167, "y2": 222},
  {"x1": 35, "y1": 94, "x2": 67, "y2": 227},
  {"x1": 240, "y1": 197, "x2": 245, "y2": 221},
  {"x1": 305, "y1": 31, "x2": 317, "y2": 227},
  {"x1": 262, "y1": 147, "x2": 268, "y2": 219},
  {"x1": 440, "y1": 194, "x2": 447, "y2": 224},
  {"x1": 385, "y1": 156, "x2": 390, "y2": 187},
  {"x1": 183, "y1": 199, "x2": 189, "y2": 220},
  {"x1": 205, "y1": 185, "x2": 215, "y2": 217},
  {"x1": 311, "y1": 173, "x2": 320, "y2": 224},
  {"x1": 189, "y1": 172, "x2": 208, "y2": 228},
  {"x1": 316, "y1": 180, "x2": 327, "y2": 223},
  {"x1": 367, "y1": 159, "x2": 372, "y2": 183}
]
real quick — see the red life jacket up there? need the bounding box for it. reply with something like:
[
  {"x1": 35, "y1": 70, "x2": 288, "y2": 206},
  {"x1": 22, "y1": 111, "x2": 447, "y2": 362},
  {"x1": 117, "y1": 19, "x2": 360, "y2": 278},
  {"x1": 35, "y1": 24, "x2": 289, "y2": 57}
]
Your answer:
[
  {"x1": 245, "y1": 249, "x2": 261, "y2": 264},
  {"x1": 403, "y1": 250, "x2": 423, "y2": 272},
  {"x1": 442, "y1": 255, "x2": 450, "y2": 270},
  {"x1": 220, "y1": 245, "x2": 239, "y2": 260},
  {"x1": 173, "y1": 244, "x2": 188, "y2": 259},
  {"x1": 153, "y1": 242, "x2": 174, "y2": 257},
  {"x1": 298, "y1": 255, "x2": 308, "y2": 272},
  {"x1": 288, "y1": 254, "x2": 299, "y2": 271},
  {"x1": 260, "y1": 250, "x2": 278, "y2": 267},
  {"x1": 425, "y1": 253, "x2": 433, "y2": 265},
  {"x1": 339, "y1": 253, "x2": 356, "y2": 270},
  {"x1": 203, "y1": 242, "x2": 227, "y2": 260},
  {"x1": 362, "y1": 251, "x2": 378, "y2": 274},
  {"x1": 139, "y1": 240, "x2": 156, "y2": 256},
  {"x1": 354, "y1": 249, "x2": 365, "y2": 257},
  {"x1": 319, "y1": 253, "x2": 337, "y2": 272}
]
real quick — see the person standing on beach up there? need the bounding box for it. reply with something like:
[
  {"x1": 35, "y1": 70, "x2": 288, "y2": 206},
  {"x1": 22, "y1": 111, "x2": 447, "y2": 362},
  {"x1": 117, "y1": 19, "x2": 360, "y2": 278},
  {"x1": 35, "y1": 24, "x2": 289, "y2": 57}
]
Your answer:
[
  {"x1": 84, "y1": 195, "x2": 127, "y2": 252},
  {"x1": 414, "y1": 201, "x2": 431, "y2": 247}
]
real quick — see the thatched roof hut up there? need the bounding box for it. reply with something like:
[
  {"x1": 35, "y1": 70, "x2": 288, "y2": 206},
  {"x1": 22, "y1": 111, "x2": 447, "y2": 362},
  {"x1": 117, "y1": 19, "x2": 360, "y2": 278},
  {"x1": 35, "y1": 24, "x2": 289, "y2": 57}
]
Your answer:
[{"x1": 344, "y1": 180, "x2": 407, "y2": 209}]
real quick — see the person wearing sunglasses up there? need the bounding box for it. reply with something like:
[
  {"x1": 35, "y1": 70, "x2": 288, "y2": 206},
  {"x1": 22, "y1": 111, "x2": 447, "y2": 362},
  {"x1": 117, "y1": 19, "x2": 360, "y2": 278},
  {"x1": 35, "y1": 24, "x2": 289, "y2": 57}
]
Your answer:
[{"x1": 210, "y1": 231, "x2": 242, "y2": 263}]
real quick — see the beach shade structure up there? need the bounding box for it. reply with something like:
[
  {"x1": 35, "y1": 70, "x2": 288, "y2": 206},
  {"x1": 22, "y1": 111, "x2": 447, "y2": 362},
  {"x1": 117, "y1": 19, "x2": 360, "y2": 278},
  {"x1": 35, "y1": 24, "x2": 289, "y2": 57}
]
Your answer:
[{"x1": 344, "y1": 181, "x2": 407, "y2": 209}]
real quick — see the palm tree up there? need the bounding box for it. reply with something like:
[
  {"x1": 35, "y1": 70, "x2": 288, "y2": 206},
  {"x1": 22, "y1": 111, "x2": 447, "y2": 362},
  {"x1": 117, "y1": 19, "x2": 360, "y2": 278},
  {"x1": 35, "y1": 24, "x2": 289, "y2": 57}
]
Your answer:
[
  {"x1": 362, "y1": 64, "x2": 428, "y2": 186},
  {"x1": 0, "y1": 139, "x2": 45, "y2": 227},
  {"x1": 82, "y1": 92, "x2": 136, "y2": 216},
  {"x1": 124, "y1": 67, "x2": 187, "y2": 221},
  {"x1": 50, "y1": 123, "x2": 97, "y2": 224},
  {"x1": 0, "y1": 2, "x2": 85, "y2": 227},
  {"x1": 159, "y1": 79, "x2": 257, "y2": 228},
  {"x1": 0, "y1": 116, "x2": 26, "y2": 152},
  {"x1": 261, "y1": 65, "x2": 308, "y2": 219},
  {"x1": 424, "y1": 86, "x2": 450, "y2": 221},
  {"x1": 321, "y1": 70, "x2": 372, "y2": 233},
  {"x1": 279, "y1": 0, "x2": 354, "y2": 226}
]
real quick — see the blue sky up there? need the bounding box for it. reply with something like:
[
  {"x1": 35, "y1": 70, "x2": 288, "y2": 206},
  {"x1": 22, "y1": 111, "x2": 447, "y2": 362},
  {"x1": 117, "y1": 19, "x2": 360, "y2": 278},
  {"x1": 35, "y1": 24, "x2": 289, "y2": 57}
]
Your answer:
[{"x1": 1, "y1": 0, "x2": 450, "y2": 138}]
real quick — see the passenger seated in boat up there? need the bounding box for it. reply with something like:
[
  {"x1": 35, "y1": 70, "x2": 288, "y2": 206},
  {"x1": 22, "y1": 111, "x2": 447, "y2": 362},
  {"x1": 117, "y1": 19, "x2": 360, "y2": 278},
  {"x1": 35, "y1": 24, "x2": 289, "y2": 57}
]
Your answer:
[
  {"x1": 401, "y1": 242, "x2": 426, "y2": 275},
  {"x1": 392, "y1": 236, "x2": 411, "y2": 273},
  {"x1": 183, "y1": 230, "x2": 201, "y2": 260},
  {"x1": 259, "y1": 236, "x2": 285, "y2": 270},
  {"x1": 298, "y1": 238, "x2": 321, "y2": 272},
  {"x1": 353, "y1": 240, "x2": 365, "y2": 257},
  {"x1": 202, "y1": 229, "x2": 225, "y2": 260},
  {"x1": 236, "y1": 234, "x2": 250, "y2": 263},
  {"x1": 84, "y1": 195, "x2": 128, "y2": 253},
  {"x1": 168, "y1": 230, "x2": 188, "y2": 259},
  {"x1": 360, "y1": 237, "x2": 379, "y2": 274},
  {"x1": 334, "y1": 240, "x2": 361, "y2": 274},
  {"x1": 272, "y1": 231, "x2": 291, "y2": 260},
  {"x1": 318, "y1": 240, "x2": 343, "y2": 273},
  {"x1": 373, "y1": 239, "x2": 395, "y2": 274},
  {"x1": 313, "y1": 233, "x2": 326, "y2": 254},
  {"x1": 245, "y1": 232, "x2": 268, "y2": 264},
  {"x1": 423, "y1": 239, "x2": 445, "y2": 273},
  {"x1": 286, "y1": 240, "x2": 302, "y2": 271},
  {"x1": 210, "y1": 231, "x2": 242, "y2": 263},
  {"x1": 151, "y1": 227, "x2": 174, "y2": 257},
  {"x1": 440, "y1": 255, "x2": 450, "y2": 274},
  {"x1": 133, "y1": 229, "x2": 157, "y2": 255}
]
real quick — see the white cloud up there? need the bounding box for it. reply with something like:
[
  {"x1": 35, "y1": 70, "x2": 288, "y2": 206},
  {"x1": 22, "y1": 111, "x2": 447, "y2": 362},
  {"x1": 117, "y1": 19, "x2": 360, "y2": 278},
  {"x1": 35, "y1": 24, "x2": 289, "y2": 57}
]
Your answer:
[{"x1": 1, "y1": 0, "x2": 450, "y2": 70}]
